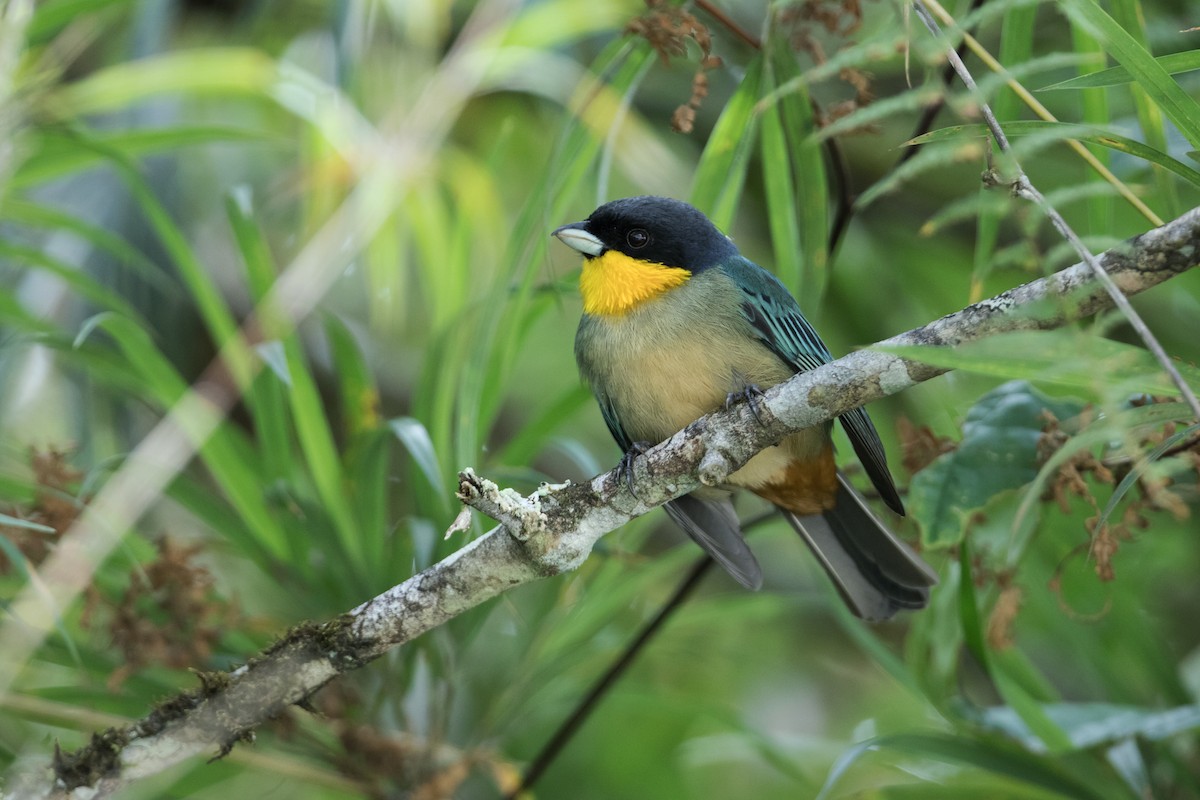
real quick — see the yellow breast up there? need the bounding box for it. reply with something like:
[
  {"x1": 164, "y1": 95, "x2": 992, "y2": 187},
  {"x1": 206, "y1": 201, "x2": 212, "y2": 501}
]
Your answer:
[{"x1": 580, "y1": 250, "x2": 691, "y2": 316}]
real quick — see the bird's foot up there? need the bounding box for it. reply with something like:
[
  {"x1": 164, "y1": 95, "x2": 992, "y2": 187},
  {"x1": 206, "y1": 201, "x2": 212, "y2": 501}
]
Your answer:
[
  {"x1": 617, "y1": 441, "x2": 652, "y2": 500},
  {"x1": 725, "y1": 384, "x2": 767, "y2": 426}
]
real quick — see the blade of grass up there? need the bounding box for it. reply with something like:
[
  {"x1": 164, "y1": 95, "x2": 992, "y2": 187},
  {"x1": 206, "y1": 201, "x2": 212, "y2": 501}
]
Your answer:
[
  {"x1": 1069, "y1": 16, "x2": 1114, "y2": 271},
  {"x1": 691, "y1": 52, "x2": 764, "y2": 228},
  {"x1": 27, "y1": 0, "x2": 133, "y2": 42},
  {"x1": 442, "y1": 40, "x2": 658, "y2": 545},
  {"x1": 1040, "y1": 49, "x2": 1200, "y2": 90},
  {"x1": 917, "y1": 0, "x2": 1162, "y2": 225},
  {"x1": 9, "y1": 126, "x2": 278, "y2": 190},
  {"x1": 1095, "y1": 421, "x2": 1200, "y2": 532},
  {"x1": 223, "y1": 191, "x2": 296, "y2": 486},
  {"x1": 0, "y1": 200, "x2": 182, "y2": 300},
  {"x1": 279, "y1": 332, "x2": 365, "y2": 575},
  {"x1": 908, "y1": 122, "x2": 1200, "y2": 188},
  {"x1": 878, "y1": 330, "x2": 1200, "y2": 399},
  {"x1": 72, "y1": 129, "x2": 256, "y2": 390},
  {"x1": 771, "y1": 41, "x2": 828, "y2": 306},
  {"x1": 48, "y1": 47, "x2": 279, "y2": 117},
  {"x1": 818, "y1": 731, "x2": 1118, "y2": 800},
  {"x1": 494, "y1": 384, "x2": 593, "y2": 468},
  {"x1": 758, "y1": 42, "x2": 804, "y2": 298},
  {"x1": 1105, "y1": 0, "x2": 1182, "y2": 217},
  {"x1": 0, "y1": 242, "x2": 146, "y2": 323},
  {"x1": 969, "y1": 0, "x2": 1036, "y2": 301},
  {"x1": 959, "y1": 543, "x2": 1074, "y2": 754},
  {"x1": 75, "y1": 312, "x2": 289, "y2": 559},
  {"x1": 1059, "y1": 0, "x2": 1200, "y2": 150}
]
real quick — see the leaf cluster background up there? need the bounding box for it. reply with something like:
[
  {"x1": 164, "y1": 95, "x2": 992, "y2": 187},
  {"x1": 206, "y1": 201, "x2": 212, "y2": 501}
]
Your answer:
[{"x1": 1, "y1": 0, "x2": 1199, "y2": 797}]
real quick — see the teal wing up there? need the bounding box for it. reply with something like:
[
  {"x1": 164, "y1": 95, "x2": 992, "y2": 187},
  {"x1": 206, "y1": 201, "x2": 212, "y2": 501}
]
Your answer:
[
  {"x1": 723, "y1": 257, "x2": 905, "y2": 515},
  {"x1": 594, "y1": 389, "x2": 634, "y2": 452}
]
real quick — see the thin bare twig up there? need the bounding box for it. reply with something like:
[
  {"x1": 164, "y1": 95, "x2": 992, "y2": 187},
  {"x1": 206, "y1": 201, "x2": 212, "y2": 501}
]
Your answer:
[{"x1": 897, "y1": 0, "x2": 987, "y2": 167}]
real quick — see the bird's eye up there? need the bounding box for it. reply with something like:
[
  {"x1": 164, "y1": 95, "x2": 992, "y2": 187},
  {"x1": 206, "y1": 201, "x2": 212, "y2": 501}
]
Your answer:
[{"x1": 626, "y1": 229, "x2": 649, "y2": 249}]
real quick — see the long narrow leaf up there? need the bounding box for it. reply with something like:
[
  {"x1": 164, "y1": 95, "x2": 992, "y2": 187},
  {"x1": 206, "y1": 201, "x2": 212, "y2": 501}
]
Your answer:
[
  {"x1": 909, "y1": 121, "x2": 1200, "y2": 188},
  {"x1": 691, "y1": 54, "x2": 764, "y2": 228},
  {"x1": 1040, "y1": 49, "x2": 1200, "y2": 90},
  {"x1": 1059, "y1": 0, "x2": 1200, "y2": 149}
]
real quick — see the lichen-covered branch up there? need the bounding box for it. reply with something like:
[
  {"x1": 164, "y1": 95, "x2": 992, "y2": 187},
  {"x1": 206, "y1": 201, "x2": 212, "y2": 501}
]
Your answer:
[{"x1": 14, "y1": 207, "x2": 1199, "y2": 799}]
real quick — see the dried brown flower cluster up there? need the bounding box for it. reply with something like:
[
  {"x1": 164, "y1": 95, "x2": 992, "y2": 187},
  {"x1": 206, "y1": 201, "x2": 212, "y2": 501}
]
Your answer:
[
  {"x1": 278, "y1": 684, "x2": 521, "y2": 800},
  {"x1": 625, "y1": 0, "x2": 722, "y2": 134},
  {"x1": 1038, "y1": 403, "x2": 1194, "y2": 587},
  {"x1": 84, "y1": 537, "x2": 235, "y2": 687},
  {"x1": 777, "y1": 0, "x2": 875, "y2": 128},
  {"x1": 0, "y1": 447, "x2": 83, "y2": 572}
]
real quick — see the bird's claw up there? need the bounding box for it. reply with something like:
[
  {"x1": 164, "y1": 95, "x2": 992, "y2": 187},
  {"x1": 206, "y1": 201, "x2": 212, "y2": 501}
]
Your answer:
[
  {"x1": 725, "y1": 384, "x2": 767, "y2": 426},
  {"x1": 617, "y1": 441, "x2": 652, "y2": 500}
]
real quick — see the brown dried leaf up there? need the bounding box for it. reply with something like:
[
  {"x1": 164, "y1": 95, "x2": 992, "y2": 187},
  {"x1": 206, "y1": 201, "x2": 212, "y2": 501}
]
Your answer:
[
  {"x1": 896, "y1": 416, "x2": 956, "y2": 475},
  {"x1": 986, "y1": 583, "x2": 1022, "y2": 650},
  {"x1": 0, "y1": 447, "x2": 85, "y2": 572},
  {"x1": 671, "y1": 104, "x2": 696, "y2": 134},
  {"x1": 1090, "y1": 524, "x2": 1117, "y2": 582}
]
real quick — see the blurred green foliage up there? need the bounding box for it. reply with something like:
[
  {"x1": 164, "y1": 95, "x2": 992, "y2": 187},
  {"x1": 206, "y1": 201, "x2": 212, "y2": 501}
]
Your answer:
[{"x1": 1, "y1": 0, "x2": 1199, "y2": 798}]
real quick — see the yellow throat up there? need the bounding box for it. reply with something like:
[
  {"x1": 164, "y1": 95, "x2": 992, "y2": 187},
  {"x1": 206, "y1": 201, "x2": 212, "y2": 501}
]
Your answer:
[{"x1": 579, "y1": 250, "x2": 691, "y2": 316}]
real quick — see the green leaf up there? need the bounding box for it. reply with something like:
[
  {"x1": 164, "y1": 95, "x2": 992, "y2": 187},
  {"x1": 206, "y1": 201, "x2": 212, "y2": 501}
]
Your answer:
[
  {"x1": 254, "y1": 342, "x2": 290, "y2": 387},
  {"x1": 50, "y1": 47, "x2": 279, "y2": 117},
  {"x1": 28, "y1": 0, "x2": 134, "y2": 42},
  {"x1": 1095, "y1": 421, "x2": 1200, "y2": 531},
  {"x1": 817, "y1": 733, "x2": 1116, "y2": 800},
  {"x1": 0, "y1": 243, "x2": 146, "y2": 324},
  {"x1": 75, "y1": 313, "x2": 289, "y2": 558},
  {"x1": 878, "y1": 330, "x2": 1200, "y2": 400},
  {"x1": 765, "y1": 32, "x2": 828, "y2": 303},
  {"x1": 908, "y1": 121, "x2": 1200, "y2": 188},
  {"x1": 280, "y1": 335, "x2": 363, "y2": 569},
  {"x1": 10, "y1": 126, "x2": 277, "y2": 190},
  {"x1": 1105, "y1": 739, "x2": 1151, "y2": 800},
  {"x1": 691, "y1": 54, "x2": 764, "y2": 229},
  {"x1": 960, "y1": 544, "x2": 1073, "y2": 753},
  {"x1": 1039, "y1": 49, "x2": 1200, "y2": 90},
  {"x1": 758, "y1": 51, "x2": 804, "y2": 297},
  {"x1": 1012, "y1": 401, "x2": 1193, "y2": 538},
  {"x1": 494, "y1": 384, "x2": 593, "y2": 468},
  {"x1": 389, "y1": 417, "x2": 449, "y2": 511},
  {"x1": 0, "y1": 513, "x2": 56, "y2": 534},
  {"x1": 979, "y1": 702, "x2": 1200, "y2": 750},
  {"x1": 0, "y1": 200, "x2": 183, "y2": 300},
  {"x1": 325, "y1": 315, "x2": 379, "y2": 441},
  {"x1": 907, "y1": 381, "x2": 1085, "y2": 548},
  {"x1": 224, "y1": 191, "x2": 296, "y2": 485},
  {"x1": 1058, "y1": 0, "x2": 1200, "y2": 149}
]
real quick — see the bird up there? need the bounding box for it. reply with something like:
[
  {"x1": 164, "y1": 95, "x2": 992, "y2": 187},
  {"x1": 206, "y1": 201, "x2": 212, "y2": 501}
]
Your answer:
[{"x1": 552, "y1": 195, "x2": 937, "y2": 621}]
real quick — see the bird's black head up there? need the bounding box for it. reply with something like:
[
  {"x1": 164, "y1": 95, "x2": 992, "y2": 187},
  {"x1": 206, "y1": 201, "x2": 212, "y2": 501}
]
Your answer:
[{"x1": 553, "y1": 196, "x2": 739, "y2": 272}]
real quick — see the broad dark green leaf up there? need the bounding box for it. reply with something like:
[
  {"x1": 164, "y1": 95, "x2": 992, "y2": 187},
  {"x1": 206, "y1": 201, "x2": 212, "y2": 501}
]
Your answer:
[{"x1": 906, "y1": 381, "x2": 1085, "y2": 548}]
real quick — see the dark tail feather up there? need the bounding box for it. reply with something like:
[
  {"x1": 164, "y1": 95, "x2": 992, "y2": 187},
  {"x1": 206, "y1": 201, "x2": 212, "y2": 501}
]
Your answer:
[
  {"x1": 664, "y1": 495, "x2": 763, "y2": 590},
  {"x1": 784, "y1": 475, "x2": 937, "y2": 621}
]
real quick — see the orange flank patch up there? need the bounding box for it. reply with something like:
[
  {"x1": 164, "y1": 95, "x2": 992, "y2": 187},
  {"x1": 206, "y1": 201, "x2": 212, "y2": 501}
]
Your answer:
[
  {"x1": 752, "y1": 445, "x2": 838, "y2": 515},
  {"x1": 580, "y1": 250, "x2": 691, "y2": 316}
]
